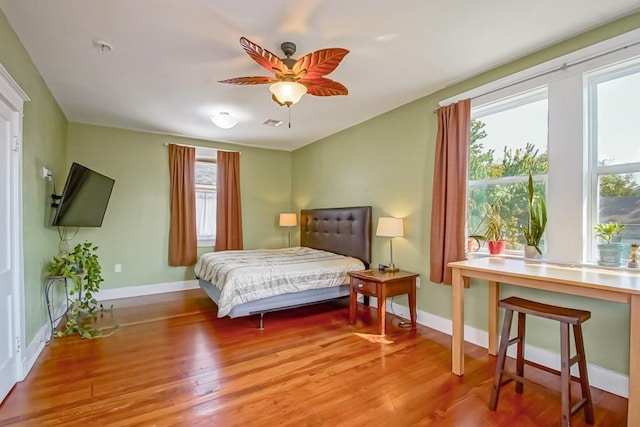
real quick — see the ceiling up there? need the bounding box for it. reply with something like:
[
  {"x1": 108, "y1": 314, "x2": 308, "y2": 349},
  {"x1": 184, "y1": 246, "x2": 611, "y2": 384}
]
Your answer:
[{"x1": 1, "y1": 1, "x2": 639, "y2": 151}]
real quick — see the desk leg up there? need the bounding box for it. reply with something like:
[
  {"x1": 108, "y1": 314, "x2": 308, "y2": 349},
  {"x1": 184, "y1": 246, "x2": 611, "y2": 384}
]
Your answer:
[
  {"x1": 629, "y1": 294, "x2": 640, "y2": 427},
  {"x1": 452, "y1": 268, "x2": 465, "y2": 376},
  {"x1": 488, "y1": 281, "x2": 499, "y2": 356}
]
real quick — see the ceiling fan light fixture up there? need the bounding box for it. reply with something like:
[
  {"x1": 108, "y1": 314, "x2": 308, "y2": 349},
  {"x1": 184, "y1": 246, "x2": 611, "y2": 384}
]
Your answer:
[
  {"x1": 269, "y1": 81, "x2": 307, "y2": 106},
  {"x1": 210, "y1": 112, "x2": 238, "y2": 129}
]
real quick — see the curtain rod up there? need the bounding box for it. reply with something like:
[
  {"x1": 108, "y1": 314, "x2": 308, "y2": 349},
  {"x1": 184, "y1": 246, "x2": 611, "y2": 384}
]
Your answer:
[
  {"x1": 163, "y1": 142, "x2": 241, "y2": 154},
  {"x1": 433, "y1": 39, "x2": 640, "y2": 114}
]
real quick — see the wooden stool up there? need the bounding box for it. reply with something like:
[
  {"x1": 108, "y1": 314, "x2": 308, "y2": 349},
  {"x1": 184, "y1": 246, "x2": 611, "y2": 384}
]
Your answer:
[{"x1": 489, "y1": 296, "x2": 594, "y2": 426}]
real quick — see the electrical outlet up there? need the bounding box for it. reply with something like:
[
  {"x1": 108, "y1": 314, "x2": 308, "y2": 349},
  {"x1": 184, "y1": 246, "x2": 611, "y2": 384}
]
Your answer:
[
  {"x1": 416, "y1": 277, "x2": 421, "y2": 288},
  {"x1": 115, "y1": 264, "x2": 122, "y2": 273}
]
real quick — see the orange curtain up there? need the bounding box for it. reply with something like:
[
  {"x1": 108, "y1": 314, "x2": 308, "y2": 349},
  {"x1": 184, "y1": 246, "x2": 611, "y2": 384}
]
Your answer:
[
  {"x1": 168, "y1": 144, "x2": 197, "y2": 266},
  {"x1": 429, "y1": 99, "x2": 471, "y2": 285},
  {"x1": 215, "y1": 151, "x2": 243, "y2": 251}
]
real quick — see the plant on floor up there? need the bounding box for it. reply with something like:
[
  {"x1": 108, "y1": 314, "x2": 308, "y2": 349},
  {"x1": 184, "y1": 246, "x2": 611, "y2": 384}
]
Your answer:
[
  {"x1": 48, "y1": 241, "x2": 118, "y2": 338},
  {"x1": 521, "y1": 173, "x2": 547, "y2": 257}
]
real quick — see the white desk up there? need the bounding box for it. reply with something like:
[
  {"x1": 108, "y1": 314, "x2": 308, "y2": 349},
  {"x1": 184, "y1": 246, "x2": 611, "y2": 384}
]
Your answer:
[{"x1": 448, "y1": 257, "x2": 640, "y2": 426}]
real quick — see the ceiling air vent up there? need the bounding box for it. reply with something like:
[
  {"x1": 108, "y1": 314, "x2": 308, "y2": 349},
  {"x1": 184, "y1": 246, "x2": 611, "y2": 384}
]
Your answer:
[{"x1": 262, "y1": 119, "x2": 283, "y2": 127}]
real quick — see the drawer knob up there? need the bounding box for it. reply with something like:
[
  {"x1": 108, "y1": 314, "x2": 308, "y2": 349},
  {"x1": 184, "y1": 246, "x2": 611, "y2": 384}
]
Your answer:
[{"x1": 358, "y1": 284, "x2": 363, "y2": 288}]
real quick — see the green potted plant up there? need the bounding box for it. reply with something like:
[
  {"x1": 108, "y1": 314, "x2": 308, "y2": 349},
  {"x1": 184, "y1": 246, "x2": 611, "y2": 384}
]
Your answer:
[
  {"x1": 594, "y1": 222, "x2": 625, "y2": 267},
  {"x1": 484, "y1": 211, "x2": 506, "y2": 255},
  {"x1": 47, "y1": 242, "x2": 117, "y2": 338},
  {"x1": 521, "y1": 173, "x2": 547, "y2": 259}
]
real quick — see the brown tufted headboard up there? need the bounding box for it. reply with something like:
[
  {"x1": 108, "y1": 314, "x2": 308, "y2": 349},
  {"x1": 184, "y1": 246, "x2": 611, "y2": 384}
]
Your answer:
[{"x1": 300, "y1": 206, "x2": 371, "y2": 267}]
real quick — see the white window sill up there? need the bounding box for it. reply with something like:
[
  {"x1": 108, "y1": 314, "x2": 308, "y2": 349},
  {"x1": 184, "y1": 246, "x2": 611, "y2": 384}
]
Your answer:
[
  {"x1": 198, "y1": 239, "x2": 215, "y2": 248},
  {"x1": 466, "y1": 251, "x2": 640, "y2": 274}
]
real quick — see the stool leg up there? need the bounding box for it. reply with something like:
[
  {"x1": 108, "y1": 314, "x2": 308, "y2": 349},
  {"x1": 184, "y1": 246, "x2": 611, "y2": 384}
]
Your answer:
[
  {"x1": 489, "y1": 308, "x2": 514, "y2": 410},
  {"x1": 574, "y1": 324, "x2": 594, "y2": 424},
  {"x1": 516, "y1": 312, "x2": 526, "y2": 394},
  {"x1": 560, "y1": 322, "x2": 571, "y2": 427}
]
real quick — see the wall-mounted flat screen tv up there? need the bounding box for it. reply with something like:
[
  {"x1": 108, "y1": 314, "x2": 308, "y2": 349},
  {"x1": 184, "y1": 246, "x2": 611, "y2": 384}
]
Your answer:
[{"x1": 52, "y1": 162, "x2": 115, "y2": 227}]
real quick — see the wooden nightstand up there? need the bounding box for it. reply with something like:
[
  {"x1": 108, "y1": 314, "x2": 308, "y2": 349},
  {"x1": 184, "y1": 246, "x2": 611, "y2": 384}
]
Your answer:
[{"x1": 348, "y1": 269, "x2": 419, "y2": 335}]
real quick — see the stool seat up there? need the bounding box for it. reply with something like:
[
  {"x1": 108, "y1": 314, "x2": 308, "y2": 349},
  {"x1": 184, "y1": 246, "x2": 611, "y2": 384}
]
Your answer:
[
  {"x1": 490, "y1": 296, "x2": 594, "y2": 427},
  {"x1": 499, "y1": 296, "x2": 591, "y2": 325}
]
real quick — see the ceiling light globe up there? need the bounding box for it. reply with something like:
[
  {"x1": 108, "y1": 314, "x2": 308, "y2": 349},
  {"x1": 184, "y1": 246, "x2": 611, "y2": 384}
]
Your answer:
[
  {"x1": 210, "y1": 112, "x2": 238, "y2": 129},
  {"x1": 269, "y1": 81, "x2": 307, "y2": 106}
]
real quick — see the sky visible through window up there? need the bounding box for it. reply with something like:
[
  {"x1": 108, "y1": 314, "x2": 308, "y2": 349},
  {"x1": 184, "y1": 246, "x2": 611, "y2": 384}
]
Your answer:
[
  {"x1": 472, "y1": 71, "x2": 640, "y2": 165},
  {"x1": 474, "y1": 99, "x2": 548, "y2": 163},
  {"x1": 597, "y1": 71, "x2": 640, "y2": 165}
]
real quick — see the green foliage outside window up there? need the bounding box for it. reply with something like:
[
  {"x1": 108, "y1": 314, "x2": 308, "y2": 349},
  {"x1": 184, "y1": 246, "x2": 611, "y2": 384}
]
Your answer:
[
  {"x1": 468, "y1": 119, "x2": 548, "y2": 250},
  {"x1": 468, "y1": 118, "x2": 639, "y2": 251}
]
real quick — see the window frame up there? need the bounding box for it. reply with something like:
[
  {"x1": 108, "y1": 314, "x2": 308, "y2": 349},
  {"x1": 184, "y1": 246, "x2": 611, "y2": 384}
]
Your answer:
[
  {"x1": 447, "y1": 28, "x2": 640, "y2": 265},
  {"x1": 469, "y1": 88, "x2": 549, "y2": 255},
  {"x1": 586, "y1": 60, "x2": 640, "y2": 260},
  {"x1": 195, "y1": 148, "x2": 217, "y2": 247}
]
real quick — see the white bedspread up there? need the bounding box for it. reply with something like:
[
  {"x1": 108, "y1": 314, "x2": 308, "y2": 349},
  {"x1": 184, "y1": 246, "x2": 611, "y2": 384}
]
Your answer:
[{"x1": 194, "y1": 246, "x2": 364, "y2": 317}]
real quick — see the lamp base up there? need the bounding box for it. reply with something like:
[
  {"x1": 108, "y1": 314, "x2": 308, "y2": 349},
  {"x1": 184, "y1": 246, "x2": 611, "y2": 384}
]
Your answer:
[{"x1": 384, "y1": 264, "x2": 399, "y2": 273}]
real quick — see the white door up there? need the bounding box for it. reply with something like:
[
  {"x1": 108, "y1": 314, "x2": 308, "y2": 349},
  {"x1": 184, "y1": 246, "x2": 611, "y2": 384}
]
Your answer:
[{"x1": 0, "y1": 98, "x2": 18, "y2": 402}]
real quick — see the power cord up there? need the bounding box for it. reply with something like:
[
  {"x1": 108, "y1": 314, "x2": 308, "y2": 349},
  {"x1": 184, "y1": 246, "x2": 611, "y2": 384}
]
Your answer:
[{"x1": 390, "y1": 296, "x2": 412, "y2": 328}]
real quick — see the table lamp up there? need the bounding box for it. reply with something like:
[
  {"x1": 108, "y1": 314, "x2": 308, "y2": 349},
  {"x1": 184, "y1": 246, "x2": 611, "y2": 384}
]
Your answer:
[
  {"x1": 376, "y1": 217, "x2": 404, "y2": 272},
  {"x1": 279, "y1": 213, "x2": 297, "y2": 247}
]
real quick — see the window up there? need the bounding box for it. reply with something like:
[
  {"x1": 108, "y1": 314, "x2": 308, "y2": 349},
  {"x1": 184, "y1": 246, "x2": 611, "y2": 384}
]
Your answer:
[
  {"x1": 587, "y1": 62, "x2": 640, "y2": 259},
  {"x1": 468, "y1": 89, "x2": 548, "y2": 253},
  {"x1": 195, "y1": 150, "x2": 217, "y2": 246},
  {"x1": 455, "y1": 29, "x2": 640, "y2": 264}
]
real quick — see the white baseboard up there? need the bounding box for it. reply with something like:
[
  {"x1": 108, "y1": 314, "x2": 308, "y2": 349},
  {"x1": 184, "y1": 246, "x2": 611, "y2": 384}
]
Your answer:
[
  {"x1": 21, "y1": 279, "x2": 199, "y2": 381},
  {"x1": 367, "y1": 296, "x2": 629, "y2": 398},
  {"x1": 22, "y1": 298, "x2": 67, "y2": 379},
  {"x1": 95, "y1": 279, "x2": 200, "y2": 301}
]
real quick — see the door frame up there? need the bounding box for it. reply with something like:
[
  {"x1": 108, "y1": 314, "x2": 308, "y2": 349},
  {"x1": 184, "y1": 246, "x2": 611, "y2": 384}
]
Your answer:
[{"x1": 0, "y1": 63, "x2": 29, "y2": 382}]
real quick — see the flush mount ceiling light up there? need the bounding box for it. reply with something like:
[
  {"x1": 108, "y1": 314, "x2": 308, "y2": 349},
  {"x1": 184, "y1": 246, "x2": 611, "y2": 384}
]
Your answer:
[{"x1": 210, "y1": 112, "x2": 238, "y2": 129}]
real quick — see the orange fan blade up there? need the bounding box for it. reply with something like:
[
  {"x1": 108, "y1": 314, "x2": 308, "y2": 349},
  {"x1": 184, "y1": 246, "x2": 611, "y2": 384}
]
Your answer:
[
  {"x1": 303, "y1": 78, "x2": 348, "y2": 96},
  {"x1": 240, "y1": 37, "x2": 287, "y2": 74},
  {"x1": 292, "y1": 48, "x2": 349, "y2": 80},
  {"x1": 218, "y1": 76, "x2": 279, "y2": 85}
]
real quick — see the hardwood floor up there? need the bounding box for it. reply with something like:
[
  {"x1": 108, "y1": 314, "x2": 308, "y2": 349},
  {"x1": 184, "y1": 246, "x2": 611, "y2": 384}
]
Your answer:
[{"x1": 0, "y1": 289, "x2": 628, "y2": 426}]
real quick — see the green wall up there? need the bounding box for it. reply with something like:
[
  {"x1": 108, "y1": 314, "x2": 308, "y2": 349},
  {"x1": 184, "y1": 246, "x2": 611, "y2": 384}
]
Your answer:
[
  {"x1": 0, "y1": 10, "x2": 68, "y2": 342},
  {"x1": 292, "y1": 13, "x2": 640, "y2": 375},
  {"x1": 1, "y1": 6, "x2": 292, "y2": 344},
  {"x1": 66, "y1": 123, "x2": 292, "y2": 289}
]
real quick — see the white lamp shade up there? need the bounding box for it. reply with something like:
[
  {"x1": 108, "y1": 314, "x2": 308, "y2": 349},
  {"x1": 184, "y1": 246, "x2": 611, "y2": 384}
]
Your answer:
[
  {"x1": 376, "y1": 217, "x2": 404, "y2": 237},
  {"x1": 269, "y1": 81, "x2": 307, "y2": 105},
  {"x1": 279, "y1": 213, "x2": 297, "y2": 227},
  {"x1": 211, "y1": 112, "x2": 238, "y2": 129}
]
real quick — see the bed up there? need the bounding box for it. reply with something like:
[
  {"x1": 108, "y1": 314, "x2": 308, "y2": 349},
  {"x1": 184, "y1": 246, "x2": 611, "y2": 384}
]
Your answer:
[{"x1": 195, "y1": 206, "x2": 372, "y2": 328}]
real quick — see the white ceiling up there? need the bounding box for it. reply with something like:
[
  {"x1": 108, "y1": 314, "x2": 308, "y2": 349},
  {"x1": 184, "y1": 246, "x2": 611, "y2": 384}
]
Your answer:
[{"x1": 1, "y1": 1, "x2": 639, "y2": 151}]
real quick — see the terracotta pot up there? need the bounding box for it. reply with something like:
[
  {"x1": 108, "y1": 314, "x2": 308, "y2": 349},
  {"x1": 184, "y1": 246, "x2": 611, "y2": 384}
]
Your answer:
[{"x1": 488, "y1": 240, "x2": 506, "y2": 255}]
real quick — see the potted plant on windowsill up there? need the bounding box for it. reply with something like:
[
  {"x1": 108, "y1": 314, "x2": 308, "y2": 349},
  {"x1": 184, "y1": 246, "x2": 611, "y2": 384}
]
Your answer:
[
  {"x1": 521, "y1": 173, "x2": 547, "y2": 259},
  {"x1": 47, "y1": 241, "x2": 118, "y2": 338},
  {"x1": 484, "y1": 212, "x2": 506, "y2": 255},
  {"x1": 594, "y1": 222, "x2": 625, "y2": 267}
]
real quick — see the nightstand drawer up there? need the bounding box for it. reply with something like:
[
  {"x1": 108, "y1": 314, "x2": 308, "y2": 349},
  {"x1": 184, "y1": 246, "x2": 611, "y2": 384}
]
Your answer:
[{"x1": 351, "y1": 278, "x2": 377, "y2": 296}]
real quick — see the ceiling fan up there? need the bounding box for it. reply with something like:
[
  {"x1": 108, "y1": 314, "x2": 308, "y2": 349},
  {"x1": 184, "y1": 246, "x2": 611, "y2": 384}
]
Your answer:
[{"x1": 219, "y1": 37, "x2": 350, "y2": 108}]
